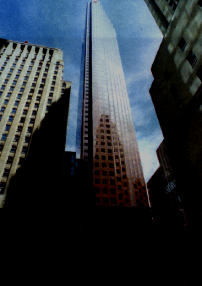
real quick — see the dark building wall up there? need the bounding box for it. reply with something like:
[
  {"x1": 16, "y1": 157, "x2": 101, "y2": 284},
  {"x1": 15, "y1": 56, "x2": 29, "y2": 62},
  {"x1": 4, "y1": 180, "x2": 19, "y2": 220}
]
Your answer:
[
  {"x1": 147, "y1": 1, "x2": 202, "y2": 224},
  {"x1": 4, "y1": 85, "x2": 71, "y2": 213},
  {"x1": 147, "y1": 167, "x2": 170, "y2": 209},
  {"x1": 144, "y1": 0, "x2": 179, "y2": 35}
]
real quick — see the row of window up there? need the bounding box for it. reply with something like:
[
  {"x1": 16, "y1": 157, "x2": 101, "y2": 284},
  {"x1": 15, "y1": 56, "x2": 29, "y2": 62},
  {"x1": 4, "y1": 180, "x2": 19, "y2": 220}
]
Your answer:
[
  {"x1": 94, "y1": 169, "x2": 126, "y2": 177},
  {"x1": 178, "y1": 37, "x2": 198, "y2": 68},
  {"x1": 94, "y1": 153, "x2": 125, "y2": 160},
  {"x1": 0, "y1": 151, "x2": 27, "y2": 181},
  {"x1": 94, "y1": 161, "x2": 125, "y2": 168},
  {"x1": 94, "y1": 176, "x2": 127, "y2": 185},
  {"x1": 95, "y1": 197, "x2": 130, "y2": 205},
  {"x1": 95, "y1": 187, "x2": 128, "y2": 195}
]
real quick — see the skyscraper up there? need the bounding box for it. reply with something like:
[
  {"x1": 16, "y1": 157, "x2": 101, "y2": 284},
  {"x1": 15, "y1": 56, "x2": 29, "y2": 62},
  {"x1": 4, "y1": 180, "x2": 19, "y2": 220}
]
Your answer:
[
  {"x1": 0, "y1": 38, "x2": 71, "y2": 208},
  {"x1": 81, "y1": 1, "x2": 149, "y2": 207},
  {"x1": 144, "y1": 0, "x2": 202, "y2": 224}
]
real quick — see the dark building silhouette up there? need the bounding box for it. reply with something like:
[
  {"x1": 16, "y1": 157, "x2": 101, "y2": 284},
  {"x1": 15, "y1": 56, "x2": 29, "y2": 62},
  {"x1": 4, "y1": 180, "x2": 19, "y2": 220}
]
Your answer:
[{"x1": 144, "y1": 0, "x2": 202, "y2": 225}]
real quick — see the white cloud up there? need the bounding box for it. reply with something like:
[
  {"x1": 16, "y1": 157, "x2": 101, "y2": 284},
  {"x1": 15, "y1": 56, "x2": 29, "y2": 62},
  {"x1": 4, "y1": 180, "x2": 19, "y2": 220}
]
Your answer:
[{"x1": 137, "y1": 129, "x2": 164, "y2": 182}]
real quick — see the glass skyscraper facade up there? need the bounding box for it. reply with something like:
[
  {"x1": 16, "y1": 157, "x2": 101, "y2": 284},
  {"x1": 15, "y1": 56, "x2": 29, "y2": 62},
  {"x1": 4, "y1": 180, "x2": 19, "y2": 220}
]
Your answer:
[{"x1": 81, "y1": 1, "x2": 149, "y2": 207}]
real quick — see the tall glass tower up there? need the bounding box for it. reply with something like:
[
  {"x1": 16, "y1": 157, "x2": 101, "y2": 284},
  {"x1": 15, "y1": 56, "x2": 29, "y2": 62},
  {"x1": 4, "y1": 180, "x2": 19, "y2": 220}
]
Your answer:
[{"x1": 81, "y1": 1, "x2": 149, "y2": 207}]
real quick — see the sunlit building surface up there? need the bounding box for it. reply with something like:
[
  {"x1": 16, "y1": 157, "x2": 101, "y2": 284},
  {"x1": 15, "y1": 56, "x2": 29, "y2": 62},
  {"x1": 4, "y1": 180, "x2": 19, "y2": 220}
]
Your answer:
[
  {"x1": 81, "y1": 1, "x2": 148, "y2": 207},
  {"x1": 144, "y1": 0, "x2": 202, "y2": 223},
  {"x1": 0, "y1": 38, "x2": 70, "y2": 208}
]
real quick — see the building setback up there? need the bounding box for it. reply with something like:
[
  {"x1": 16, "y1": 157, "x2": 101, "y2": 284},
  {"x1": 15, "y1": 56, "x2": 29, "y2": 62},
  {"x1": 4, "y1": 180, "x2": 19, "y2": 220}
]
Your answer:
[
  {"x1": 144, "y1": 0, "x2": 202, "y2": 224},
  {"x1": 0, "y1": 38, "x2": 71, "y2": 209},
  {"x1": 81, "y1": 1, "x2": 149, "y2": 207}
]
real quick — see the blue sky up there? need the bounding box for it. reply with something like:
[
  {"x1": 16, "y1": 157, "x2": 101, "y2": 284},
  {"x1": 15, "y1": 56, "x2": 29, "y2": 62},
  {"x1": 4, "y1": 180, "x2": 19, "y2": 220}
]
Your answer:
[{"x1": 0, "y1": 0, "x2": 163, "y2": 181}]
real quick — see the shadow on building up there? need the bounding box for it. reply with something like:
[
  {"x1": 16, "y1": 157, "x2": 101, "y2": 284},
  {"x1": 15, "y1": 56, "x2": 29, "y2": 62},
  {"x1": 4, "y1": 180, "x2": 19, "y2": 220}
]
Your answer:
[{"x1": 1, "y1": 87, "x2": 71, "y2": 263}]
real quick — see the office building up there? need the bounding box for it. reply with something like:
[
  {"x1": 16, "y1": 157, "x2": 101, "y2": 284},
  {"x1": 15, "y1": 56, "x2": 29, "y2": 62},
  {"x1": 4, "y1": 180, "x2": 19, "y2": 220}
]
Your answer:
[
  {"x1": 144, "y1": 0, "x2": 202, "y2": 223},
  {"x1": 0, "y1": 38, "x2": 71, "y2": 209},
  {"x1": 144, "y1": 0, "x2": 179, "y2": 35},
  {"x1": 81, "y1": 1, "x2": 148, "y2": 207}
]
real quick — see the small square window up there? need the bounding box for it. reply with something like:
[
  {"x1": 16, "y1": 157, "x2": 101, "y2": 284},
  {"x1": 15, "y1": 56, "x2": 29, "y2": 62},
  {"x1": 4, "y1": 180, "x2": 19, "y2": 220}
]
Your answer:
[
  {"x1": 95, "y1": 170, "x2": 99, "y2": 175},
  {"x1": 20, "y1": 117, "x2": 25, "y2": 123},
  {"x1": 187, "y1": 50, "x2": 197, "y2": 68},
  {"x1": 102, "y1": 170, "x2": 107, "y2": 176},
  {"x1": 24, "y1": 136, "x2": 31, "y2": 143},
  {"x1": 102, "y1": 179, "x2": 107, "y2": 185},
  {"x1": 7, "y1": 156, "x2": 14, "y2": 164},
  {"x1": 27, "y1": 126, "x2": 33, "y2": 133},
  {"x1": 178, "y1": 37, "x2": 187, "y2": 51},
  {"x1": 3, "y1": 168, "x2": 10, "y2": 177},
  {"x1": 21, "y1": 146, "x2": 28, "y2": 154},
  {"x1": 110, "y1": 179, "x2": 115, "y2": 185},
  {"x1": 17, "y1": 125, "x2": 23, "y2": 132},
  {"x1": 8, "y1": 116, "x2": 14, "y2": 122},
  {"x1": 5, "y1": 124, "x2": 11, "y2": 131},
  {"x1": 14, "y1": 135, "x2": 20, "y2": 142},
  {"x1": 1, "y1": 134, "x2": 7, "y2": 141},
  {"x1": 0, "y1": 106, "x2": 6, "y2": 112}
]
